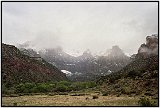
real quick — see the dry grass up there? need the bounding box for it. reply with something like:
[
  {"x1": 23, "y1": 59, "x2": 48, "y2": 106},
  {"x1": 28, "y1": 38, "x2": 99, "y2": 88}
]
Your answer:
[{"x1": 2, "y1": 93, "x2": 139, "y2": 106}]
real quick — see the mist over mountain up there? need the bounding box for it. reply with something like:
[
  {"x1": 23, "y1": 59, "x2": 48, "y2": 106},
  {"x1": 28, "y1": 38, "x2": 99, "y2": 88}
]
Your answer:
[
  {"x1": 3, "y1": 2, "x2": 158, "y2": 57},
  {"x1": 2, "y1": 2, "x2": 158, "y2": 106},
  {"x1": 17, "y1": 33, "x2": 157, "y2": 82},
  {"x1": 18, "y1": 42, "x2": 130, "y2": 81}
]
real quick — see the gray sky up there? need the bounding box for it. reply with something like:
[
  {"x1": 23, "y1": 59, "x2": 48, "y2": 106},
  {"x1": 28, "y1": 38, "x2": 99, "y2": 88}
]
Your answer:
[{"x1": 2, "y1": 2, "x2": 158, "y2": 56}]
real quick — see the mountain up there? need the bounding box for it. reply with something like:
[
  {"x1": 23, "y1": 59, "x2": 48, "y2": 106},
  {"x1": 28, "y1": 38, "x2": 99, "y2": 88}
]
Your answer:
[
  {"x1": 2, "y1": 43, "x2": 68, "y2": 86},
  {"x1": 76, "y1": 49, "x2": 94, "y2": 61},
  {"x1": 107, "y1": 45, "x2": 128, "y2": 59},
  {"x1": 38, "y1": 48, "x2": 97, "y2": 81},
  {"x1": 38, "y1": 48, "x2": 77, "y2": 69},
  {"x1": 36, "y1": 45, "x2": 130, "y2": 81},
  {"x1": 97, "y1": 34, "x2": 158, "y2": 98},
  {"x1": 18, "y1": 43, "x2": 130, "y2": 81},
  {"x1": 96, "y1": 45, "x2": 130, "y2": 73},
  {"x1": 20, "y1": 48, "x2": 41, "y2": 58}
]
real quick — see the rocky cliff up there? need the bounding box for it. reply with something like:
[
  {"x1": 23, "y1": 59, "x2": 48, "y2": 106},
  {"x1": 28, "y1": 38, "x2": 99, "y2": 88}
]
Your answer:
[{"x1": 137, "y1": 34, "x2": 158, "y2": 58}]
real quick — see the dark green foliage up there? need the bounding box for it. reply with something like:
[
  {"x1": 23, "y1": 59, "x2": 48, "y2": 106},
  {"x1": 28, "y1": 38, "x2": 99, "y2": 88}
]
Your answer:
[
  {"x1": 128, "y1": 70, "x2": 141, "y2": 78},
  {"x1": 138, "y1": 97, "x2": 156, "y2": 106},
  {"x1": 3, "y1": 81, "x2": 96, "y2": 95},
  {"x1": 55, "y1": 84, "x2": 68, "y2": 92},
  {"x1": 15, "y1": 83, "x2": 35, "y2": 93},
  {"x1": 57, "y1": 81, "x2": 71, "y2": 86}
]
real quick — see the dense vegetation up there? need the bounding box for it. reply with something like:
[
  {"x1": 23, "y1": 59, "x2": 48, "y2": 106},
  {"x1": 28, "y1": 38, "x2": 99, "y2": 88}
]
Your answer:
[{"x1": 2, "y1": 81, "x2": 96, "y2": 95}]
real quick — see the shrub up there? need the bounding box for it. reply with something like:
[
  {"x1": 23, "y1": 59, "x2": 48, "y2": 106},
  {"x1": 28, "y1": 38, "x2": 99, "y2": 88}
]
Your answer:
[
  {"x1": 13, "y1": 102, "x2": 17, "y2": 106},
  {"x1": 12, "y1": 81, "x2": 96, "y2": 94},
  {"x1": 57, "y1": 81, "x2": 71, "y2": 86},
  {"x1": 15, "y1": 82, "x2": 54, "y2": 93},
  {"x1": 48, "y1": 93, "x2": 56, "y2": 96},
  {"x1": 9, "y1": 94, "x2": 19, "y2": 97},
  {"x1": 24, "y1": 83, "x2": 35, "y2": 89},
  {"x1": 72, "y1": 93, "x2": 85, "y2": 96},
  {"x1": 128, "y1": 70, "x2": 141, "y2": 78},
  {"x1": 121, "y1": 87, "x2": 131, "y2": 95},
  {"x1": 15, "y1": 83, "x2": 26, "y2": 93},
  {"x1": 30, "y1": 87, "x2": 39, "y2": 93},
  {"x1": 93, "y1": 95, "x2": 98, "y2": 99},
  {"x1": 15, "y1": 83, "x2": 36, "y2": 93},
  {"x1": 85, "y1": 82, "x2": 96, "y2": 88},
  {"x1": 102, "y1": 92, "x2": 109, "y2": 96},
  {"x1": 58, "y1": 93, "x2": 68, "y2": 95},
  {"x1": 150, "y1": 70, "x2": 158, "y2": 78},
  {"x1": 138, "y1": 97, "x2": 156, "y2": 106},
  {"x1": 116, "y1": 93, "x2": 121, "y2": 97},
  {"x1": 55, "y1": 84, "x2": 68, "y2": 92},
  {"x1": 36, "y1": 83, "x2": 50, "y2": 93}
]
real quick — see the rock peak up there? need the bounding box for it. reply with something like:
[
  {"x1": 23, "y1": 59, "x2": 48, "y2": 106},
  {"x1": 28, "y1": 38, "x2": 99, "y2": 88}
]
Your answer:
[{"x1": 137, "y1": 34, "x2": 158, "y2": 58}]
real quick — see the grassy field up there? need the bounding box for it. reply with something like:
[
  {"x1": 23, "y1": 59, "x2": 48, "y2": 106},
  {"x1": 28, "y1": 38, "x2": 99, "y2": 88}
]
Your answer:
[{"x1": 2, "y1": 92, "x2": 140, "y2": 106}]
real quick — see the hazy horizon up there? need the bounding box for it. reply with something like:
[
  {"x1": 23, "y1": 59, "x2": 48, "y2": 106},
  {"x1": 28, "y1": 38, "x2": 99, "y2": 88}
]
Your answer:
[{"x1": 2, "y1": 2, "x2": 158, "y2": 56}]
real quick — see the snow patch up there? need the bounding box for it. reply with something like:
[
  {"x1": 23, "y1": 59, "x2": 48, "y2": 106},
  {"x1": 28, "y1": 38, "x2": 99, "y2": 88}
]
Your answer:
[
  {"x1": 108, "y1": 70, "x2": 112, "y2": 73},
  {"x1": 66, "y1": 64, "x2": 75, "y2": 66},
  {"x1": 61, "y1": 70, "x2": 72, "y2": 76}
]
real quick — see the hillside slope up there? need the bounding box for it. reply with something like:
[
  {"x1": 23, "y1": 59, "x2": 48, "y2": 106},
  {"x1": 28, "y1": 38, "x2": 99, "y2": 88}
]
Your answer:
[
  {"x1": 97, "y1": 35, "x2": 158, "y2": 98},
  {"x1": 2, "y1": 43, "x2": 68, "y2": 86}
]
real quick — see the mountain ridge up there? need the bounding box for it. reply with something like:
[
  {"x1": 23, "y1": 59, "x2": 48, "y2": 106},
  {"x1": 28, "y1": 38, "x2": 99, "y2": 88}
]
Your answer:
[{"x1": 2, "y1": 43, "x2": 68, "y2": 86}]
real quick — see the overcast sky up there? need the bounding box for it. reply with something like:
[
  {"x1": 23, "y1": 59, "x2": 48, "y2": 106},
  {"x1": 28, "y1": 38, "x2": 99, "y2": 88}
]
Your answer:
[{"x1": 2, "y1": 2, "x2": 158, "y2": 56}]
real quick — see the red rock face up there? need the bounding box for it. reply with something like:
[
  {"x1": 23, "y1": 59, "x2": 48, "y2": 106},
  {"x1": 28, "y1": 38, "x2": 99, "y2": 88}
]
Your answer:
[{"x1": 2, "y1": 43, "x2": 68, "y2": 85}]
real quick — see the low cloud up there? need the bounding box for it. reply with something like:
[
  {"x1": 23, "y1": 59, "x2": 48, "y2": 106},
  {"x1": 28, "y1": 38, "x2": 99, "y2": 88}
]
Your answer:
[{"x1": 2, "y1": 2, "x2": 158, "y2": 56}]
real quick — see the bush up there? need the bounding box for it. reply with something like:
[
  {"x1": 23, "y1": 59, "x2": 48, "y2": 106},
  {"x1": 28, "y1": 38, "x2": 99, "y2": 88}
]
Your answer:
[
  {"x1": 69, "y1": 82, "x2": 96, "y2": 91},
  {"x1": 70, "y1": 93, "x2": 85, "y2": 96},
  {"x1": 55, "y1": 84, "x2": 68, "y2": 92},
  {"x1": 128, "y1": 70, "x2": 141, "y2": 78},
  {"x1": 102, "y1": 92, "x2": 109, "y2": 96},
  {"x1": 138, "y1": 97, "x2": 156, "y2": 106},
  {"x1": 15, "y1": 83, "x2": 53, "y2": 93},
  {"x1": 116, "y1": 93, "x2": 121, "y2": 97},
  {"x1": 58, "y1": 93, "x2": 68, "y2": 95},
  {"x1": 57, "y1": 81, "x2": 71, "y2": 86},
  {"x1": 93, "y1": 95, "x2": 98, "y2": 99},
  {"x1": 13, "y1": 102, "x2": 18, "y2": 106},
  {"x1": 121, "y1": 87, "x2": 131, "y2": 95},
  {"x1": 15, "y1": 83, "x2": 26, "y2": 93},
  {"x1": 9, "y1": 81, "x2": 96, "y2": 94},
  {"x1": 36, "y1": 83, "x2": 50, "y2": 93},
  {"x1": 30, "y1": 87, "x2": 39, "y2": 93},
  {"x1": 48, "y1": 93, "x2": 56, "y2": 96}
]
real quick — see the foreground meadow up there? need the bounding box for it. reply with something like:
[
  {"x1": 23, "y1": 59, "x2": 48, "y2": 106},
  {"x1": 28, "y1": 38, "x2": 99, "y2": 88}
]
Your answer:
[{"x1": 2, "y1": 92, "x2": 140, "y2": 106}]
